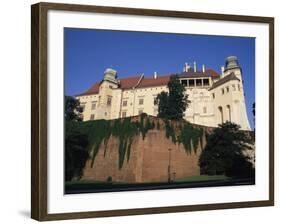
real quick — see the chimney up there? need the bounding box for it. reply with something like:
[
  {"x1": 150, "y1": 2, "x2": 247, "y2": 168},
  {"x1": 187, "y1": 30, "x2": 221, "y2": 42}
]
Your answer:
[
  {"x1": 154, "y1": 71, "x2": 157, "y2": 79},
  {"x1": 194, "y1": 61, "x2": 197, "y2": 72},
  {"x1": 221, "y1": 66, "x2": 225, "y2": 77},
  {"x1": 202, "y1": 64, "x2": 205, "y2": 73}
]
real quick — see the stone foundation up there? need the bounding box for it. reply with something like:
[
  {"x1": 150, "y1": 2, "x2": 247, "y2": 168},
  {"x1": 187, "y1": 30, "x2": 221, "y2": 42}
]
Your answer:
[{"x1": 82, "y1": 120, "x2": 208, "y2": 183}]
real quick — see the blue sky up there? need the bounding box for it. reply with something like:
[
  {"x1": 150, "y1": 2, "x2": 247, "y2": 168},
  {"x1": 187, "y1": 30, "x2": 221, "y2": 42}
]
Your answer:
[{"x1": 64, "y1": 28, "x2": 255, "y2": 129}]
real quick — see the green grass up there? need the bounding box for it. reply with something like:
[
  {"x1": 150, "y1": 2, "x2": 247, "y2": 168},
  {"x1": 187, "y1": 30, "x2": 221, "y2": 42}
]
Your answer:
[
  {"x1": 64, "y1": 175, "x2": 253, "y2": 194},
  {"x1": 175, "y1": 175, "x2": 229, "y2": 183},
  {"x1": 66, "y1": 175, "x2": 229, "y2": 188}
]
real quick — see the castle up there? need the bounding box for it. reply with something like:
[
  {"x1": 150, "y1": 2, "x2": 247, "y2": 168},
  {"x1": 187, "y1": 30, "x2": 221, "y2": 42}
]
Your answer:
[{"x1": 76, "y1": 56, "x2": 251, "y2": 130}]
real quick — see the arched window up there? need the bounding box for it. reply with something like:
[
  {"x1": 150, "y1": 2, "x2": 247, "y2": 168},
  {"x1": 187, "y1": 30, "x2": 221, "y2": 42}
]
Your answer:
[{"x1": 226, "y1": 105, "x2": 231, "y2": 122}]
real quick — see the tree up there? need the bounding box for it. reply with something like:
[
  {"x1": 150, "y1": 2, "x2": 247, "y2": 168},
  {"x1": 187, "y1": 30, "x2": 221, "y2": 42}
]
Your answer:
[
  {"x1": 199, "y1": 122, "x2": 254, "y2": 178},
  {"x1": 65, "y1": 132, "x2": 89, "y2": 181},
  {"x1": 156, "y1": 75, "x2": 189, "y2": 120},
  {"x1": 65, "y1": 96, "x2": 83, "y2": 122},
  {"x1": 157, "y1": 92, "x2": 169, "y2": 119}
]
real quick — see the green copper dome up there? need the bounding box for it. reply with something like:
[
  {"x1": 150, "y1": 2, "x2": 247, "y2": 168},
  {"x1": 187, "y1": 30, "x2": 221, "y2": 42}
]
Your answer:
[
  {"x1": 225, "y1": 56, "x2": 240, "y2": 71},
  {"x1": 103, "y1": 68, "x2": 118, "y2": 84}
]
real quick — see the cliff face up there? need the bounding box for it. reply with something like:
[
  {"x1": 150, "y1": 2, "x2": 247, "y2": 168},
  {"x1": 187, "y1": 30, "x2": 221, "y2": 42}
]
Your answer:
[{"x1": 82, "y1": 117, "x2": 209, "y2": 183}]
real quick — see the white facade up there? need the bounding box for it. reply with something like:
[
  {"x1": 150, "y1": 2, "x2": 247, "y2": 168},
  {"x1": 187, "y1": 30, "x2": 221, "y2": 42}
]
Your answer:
[{"x1": 76, "y1": 56, "x2": 251, "y2": 130}]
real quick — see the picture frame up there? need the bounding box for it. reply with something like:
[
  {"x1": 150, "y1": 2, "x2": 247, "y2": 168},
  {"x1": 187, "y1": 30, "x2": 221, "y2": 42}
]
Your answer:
[{"x1": 31, "y1": 2, "x2": 274, "y2": 221}]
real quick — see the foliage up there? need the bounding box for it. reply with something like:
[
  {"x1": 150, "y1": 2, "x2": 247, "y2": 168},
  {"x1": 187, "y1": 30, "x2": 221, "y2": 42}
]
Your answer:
[
  {"x1": 65, "y1": 132, "x2": 89, "y2": 181},
  {"x1": 106, "y1": 176, "x2": 113, "y2": 183},
  {"x1": 199, "y1": 122, "x2": 254, "y2": 178},
  {"x1": 164, "y1": 120, "x2": 177, "y2": 144},
  {"x1": 178, "y1": 123, "x2": 203, "y2": 154},
  {"x1": 156, "y1": 75, "x2": 190, "y2": 120},
  {"x1": 111, "y1": 117, "x2": 139, "y2": 169},
  {"x1": 65, "y1": 95, "x2": 83, "y2": 122},
  {"x1": 156, "y1": 92, "x2": 169, "y2": 119},
  {"x1": 164, "y1": 120, "x2": 203, "y2": 154},
  {"x1": 65, "y1": 114, "x2": 155, "y2": 171}
]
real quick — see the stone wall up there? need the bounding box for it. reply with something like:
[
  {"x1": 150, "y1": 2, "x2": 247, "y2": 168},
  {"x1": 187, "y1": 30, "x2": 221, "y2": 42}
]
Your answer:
[{"x1": 82, "y1": 118, "x2": 208, "y2": 183}]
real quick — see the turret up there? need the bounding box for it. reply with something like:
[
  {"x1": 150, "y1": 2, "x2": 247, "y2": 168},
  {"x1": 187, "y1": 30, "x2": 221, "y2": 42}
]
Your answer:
[
  {"x1": 223, "y1": 56, "x2": 242, "y2": 80},
  {"x1": 103, "y1": 68, "x2": 118, "y2": 85},
  {"x1": 225, "y1": 56, "x2": 240, "y2": 71}
]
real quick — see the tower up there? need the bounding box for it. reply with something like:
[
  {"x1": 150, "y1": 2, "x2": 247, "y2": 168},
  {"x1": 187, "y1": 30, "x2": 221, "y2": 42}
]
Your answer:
[
  {"x1": 224, "y1": 56, "x2": 242, "y2": 80},
  {"x1": 95, "y1": 68, "x2": 119, "y2": 120},
  {"x1": 222, "y1": 56, "x2": 251, "y2": 130}
]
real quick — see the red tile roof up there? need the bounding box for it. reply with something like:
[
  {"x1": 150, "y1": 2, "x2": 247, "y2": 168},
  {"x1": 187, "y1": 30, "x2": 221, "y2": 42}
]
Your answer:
[
  {"x1": 77, "y1": 82, "x2": 101, "y2": 96},
  {"x1": 77, "y1": 76, "x2": 142, "y2": 96},
  {"x1": 205, "y1": 69, "x2": 221, "y2": 79},
  {"x1": 119, "y1": 76, "x2": 141, "y2": 89},
  {"x1": 77, "y1": 69, "x2": 221, "y2": 96},
  {"x1": 138, "y1": 75, "x2": 170, "y2": 88}
]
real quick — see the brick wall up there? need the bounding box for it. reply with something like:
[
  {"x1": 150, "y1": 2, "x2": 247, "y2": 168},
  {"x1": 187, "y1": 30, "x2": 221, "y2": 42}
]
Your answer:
[{"x1": 82, "y1": 118, "x2": 208, "y2": 183}]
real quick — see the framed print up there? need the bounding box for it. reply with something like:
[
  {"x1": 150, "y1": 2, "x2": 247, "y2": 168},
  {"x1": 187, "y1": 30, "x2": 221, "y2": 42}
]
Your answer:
[{"x1": 31, "y1": 2, "x2": 274, "y2": 221}]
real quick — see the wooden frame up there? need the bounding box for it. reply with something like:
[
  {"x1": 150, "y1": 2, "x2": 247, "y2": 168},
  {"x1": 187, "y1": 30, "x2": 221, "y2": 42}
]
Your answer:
[{"x1": 31, "y1": 2, "x2": 274, "y2": 221}]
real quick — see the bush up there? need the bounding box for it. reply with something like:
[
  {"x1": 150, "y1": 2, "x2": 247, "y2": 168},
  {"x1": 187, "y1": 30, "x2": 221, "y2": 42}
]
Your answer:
[
  {"x1": 106, "y1": 176, "x2": 113, "y2": 183},
  {"x1": 65, "y1": 132, "x2": 89, "y2": 181},
  {"x1": 199, "y1": 122, "x2": 254, "y2": 178}
]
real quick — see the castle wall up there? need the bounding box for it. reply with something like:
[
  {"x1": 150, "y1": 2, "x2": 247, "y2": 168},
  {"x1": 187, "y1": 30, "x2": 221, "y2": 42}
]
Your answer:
[
  {"x1": 82, "y1": 135, "x2": 141, "y2": 182},
  {"x1": 82, "y1": 122, "x2": 207, "y2": 183},
  {"x1": 139, "y1": 129, "x2": 202, "y2": 183}
]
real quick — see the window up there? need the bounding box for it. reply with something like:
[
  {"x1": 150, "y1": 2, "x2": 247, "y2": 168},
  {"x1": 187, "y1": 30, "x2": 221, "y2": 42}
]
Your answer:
[
  {"x1": 90, "y1": 114, "x2": 95, "y2": 120},
  {"x1": 222, "y1": 88, "x2": 225, "y2": 95},
  {"x1": 122, "y1": 111, "x2": 126, "y2": 117},
  {"x1": 181, "y1": 80, "x2": 187, "y2": 87},
  {"x1": 122, "y1": 100, "x2": 127, "y2": 107},
  {"x1": 107, "y1": 96, "x2": 112, "y2": 106},
  {"x1": 139, "y1": 98, "x2": 144, "y2": 105},
  {"x1": 212, "y1": 93, "x2": 215, "y2": 99},
  {"x1": 226, "y1": 86, "x2": 229, "y2": 93},
  {"x1": 203, "y1": 78, "x2": 210, "y2": 86},
  {"x1": 238, "y1": 84, "x2": 241, "y2": 91},
  {"x1": 203, "y1": 107, "x2": 207, "y2": 113},
  {"x1": 188, "y1": 79, "x2": 195, "y2": 87},
  {"x1": 196, "y1": 79, "x2": 202, "y2": 86},
  {"x1": 138, "y1": 109, "x2": 143, "y2": 115},
  {"x1": 91, "y1": 101, "x2": 97, "y2": 110},
  {"x1": 153, "y1": 97, "x2": 157, "y2": 105},
  {"x1": 81, "y1": 103, "x2": 86, "y2": 112},
  {"x1": 232, "y1": 84, "x2": 236, "y2": 91}
]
